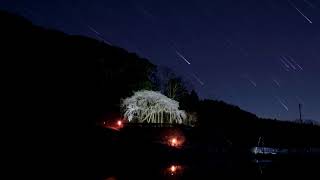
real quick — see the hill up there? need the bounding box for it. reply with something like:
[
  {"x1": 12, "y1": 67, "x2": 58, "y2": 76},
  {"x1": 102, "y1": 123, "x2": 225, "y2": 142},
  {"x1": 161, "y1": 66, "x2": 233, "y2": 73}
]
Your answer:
[{"x1": 2, "y1": 10, "x2": 319, "y2": 146}]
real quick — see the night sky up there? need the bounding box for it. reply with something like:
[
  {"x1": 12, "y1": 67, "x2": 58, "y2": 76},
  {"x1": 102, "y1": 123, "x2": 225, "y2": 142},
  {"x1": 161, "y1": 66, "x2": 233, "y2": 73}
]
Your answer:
[{"x1": 1, "y1": 0, "x2": 319, "y2": 122}]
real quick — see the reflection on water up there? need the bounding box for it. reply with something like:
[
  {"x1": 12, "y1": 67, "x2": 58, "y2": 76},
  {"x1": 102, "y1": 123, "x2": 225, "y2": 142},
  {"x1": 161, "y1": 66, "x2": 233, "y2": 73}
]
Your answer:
[
  {"x1": 101, "y1": 156, "x2": 320, "y2": 180},
  {"x1": 103, "y1": 164, "x2": 186, "y2": 180},
  {"x1": 100, "y1": 144, "x2": 320, "y2": 179}
]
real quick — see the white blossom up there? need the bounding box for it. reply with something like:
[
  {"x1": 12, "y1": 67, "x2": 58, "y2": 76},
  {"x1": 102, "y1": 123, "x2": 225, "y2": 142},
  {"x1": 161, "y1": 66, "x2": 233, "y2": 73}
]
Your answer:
[{"x1": 121, "y1": 90, "x2": 187, "y2": 124}]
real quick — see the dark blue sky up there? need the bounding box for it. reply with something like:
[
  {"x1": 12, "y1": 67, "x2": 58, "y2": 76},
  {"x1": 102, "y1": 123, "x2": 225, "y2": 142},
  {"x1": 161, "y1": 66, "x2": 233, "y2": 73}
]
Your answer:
[{"x1": 1, "y1": 0, "x2": 319, "y2": 122}]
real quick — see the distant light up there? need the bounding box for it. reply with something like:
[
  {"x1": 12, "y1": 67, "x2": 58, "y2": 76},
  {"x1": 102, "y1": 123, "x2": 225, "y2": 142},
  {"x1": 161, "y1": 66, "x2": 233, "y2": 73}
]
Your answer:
[
  {"x1": 165, "y1": 164, "x2": 184, "y2": 176},
  {"x1": 171, "y1": 138, "x2": 177, "y2": 145},
  {"x1": 169, "y1": 137, "x2": 182, "y2": 147},
  {"x1": 170, "y1": 165, "x2": 176, "y2": 173},
  {"x1": 117, "y1": 120, "x2": 122, "y2": 126}
]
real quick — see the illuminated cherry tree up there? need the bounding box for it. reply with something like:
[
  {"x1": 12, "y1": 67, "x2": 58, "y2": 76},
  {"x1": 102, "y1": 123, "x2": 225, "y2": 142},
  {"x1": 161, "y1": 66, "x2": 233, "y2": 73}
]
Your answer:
[{"x1": 121, "y1": 90, "x2": 187, "y2": 124}]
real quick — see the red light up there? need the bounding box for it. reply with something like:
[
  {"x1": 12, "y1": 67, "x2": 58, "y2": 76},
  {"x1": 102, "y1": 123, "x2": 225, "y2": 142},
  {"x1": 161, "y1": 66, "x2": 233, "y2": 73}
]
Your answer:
[
  {"x1": 165, "y1": 164, "x2": 183, "y2": 176},
  {"x1": 169, "y1": 137, "x2": 180, "y2": 147},
  {"x1": 170, "y1": 165, "x2": 176, "y2": 173},
  {"x1": 117, "y1": 120, "x2": 122, "y2": 126},
  {"x1": 171, "y1": 138, "x2": 177, "y2": 146}
]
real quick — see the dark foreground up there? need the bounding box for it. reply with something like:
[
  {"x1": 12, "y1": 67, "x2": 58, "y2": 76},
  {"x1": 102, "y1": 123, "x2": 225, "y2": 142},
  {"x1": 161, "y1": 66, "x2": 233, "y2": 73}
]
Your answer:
[
  {"x1": 99, "y1": 150, "x2": 320, "y2": 179},
  {"x1": 92, "y1": 128, "x2": 320, "y2": 180}
]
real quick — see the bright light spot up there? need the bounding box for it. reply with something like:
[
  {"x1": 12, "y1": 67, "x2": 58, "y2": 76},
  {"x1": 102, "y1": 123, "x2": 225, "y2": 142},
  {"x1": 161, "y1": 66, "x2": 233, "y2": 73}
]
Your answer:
[
  {"x1": 170, "y1": 165, "x2": 176, "y2": 173},
  {"x1": 171, "y1": 138, "x2": 177, "y2": 146},
  {"x1": 117, "y1": 120, "x2": 122, "y2": 126},
  {"x1": 165, "y1": 133, "x2": 185, "y2": 148},
  {"x1": 168, "y1": 136, "x2": 183, "y2": 147},
  {"x1": 164, "y1": 164, "x2": 183, "y2": 176}
]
